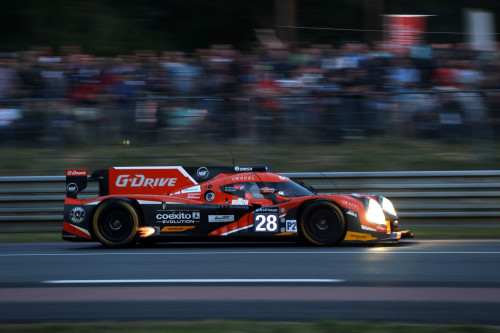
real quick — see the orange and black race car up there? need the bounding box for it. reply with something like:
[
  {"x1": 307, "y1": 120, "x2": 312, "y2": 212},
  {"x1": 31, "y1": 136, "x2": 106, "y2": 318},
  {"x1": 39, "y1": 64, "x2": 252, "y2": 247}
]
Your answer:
[{"x1": 63, "y1": 166, "x2": 413, "y2": 247}]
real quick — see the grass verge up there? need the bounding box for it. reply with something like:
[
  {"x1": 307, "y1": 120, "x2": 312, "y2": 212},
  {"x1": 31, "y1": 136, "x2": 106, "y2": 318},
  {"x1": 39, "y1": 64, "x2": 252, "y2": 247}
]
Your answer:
[
  {"x1": 0, "y1": 139, "x2": 499, "y2": 175},
  {"x1": 408, "y1": 226, "x2": 500, "y2": 239},
  {"x1": 1, "y1": 320, "x2": 500, "y2": 333}
]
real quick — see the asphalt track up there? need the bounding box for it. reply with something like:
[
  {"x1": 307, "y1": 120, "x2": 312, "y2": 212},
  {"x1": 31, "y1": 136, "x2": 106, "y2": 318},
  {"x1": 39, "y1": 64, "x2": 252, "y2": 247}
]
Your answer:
[{"x1": 1, "y1": 239, "x2": 500, "y2": 324}]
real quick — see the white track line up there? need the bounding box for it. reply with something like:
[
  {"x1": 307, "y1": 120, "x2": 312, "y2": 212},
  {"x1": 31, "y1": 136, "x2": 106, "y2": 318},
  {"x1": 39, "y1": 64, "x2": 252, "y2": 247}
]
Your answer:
[
  {"x1": 42, "y1": 278, "x2": 345, "y2": 284},
  {"x1": 2, "y1": 251, "x2": 500, "y2": 257}
]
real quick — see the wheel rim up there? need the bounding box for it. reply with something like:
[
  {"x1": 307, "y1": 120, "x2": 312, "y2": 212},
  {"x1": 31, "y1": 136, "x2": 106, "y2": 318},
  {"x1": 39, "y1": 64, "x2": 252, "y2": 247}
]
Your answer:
[
  {"x1": 316, "y1": 218, "x2": 329, "y2": 231},
  {"x1": 99, "y1": 207, "x2": 134, "y2": 242},
  {"x1": 305, "y1": 208, "x2": 342, "y2": 242},
  {"x1": 110, "y1": 218, "x2": 123, "y2": 231}
]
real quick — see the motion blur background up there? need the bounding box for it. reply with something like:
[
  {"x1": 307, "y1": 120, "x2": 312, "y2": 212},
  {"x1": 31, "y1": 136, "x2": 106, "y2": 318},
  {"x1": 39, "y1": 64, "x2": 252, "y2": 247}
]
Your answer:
[{"x1": 1, "y1": 0, "x2": 500, "y2": 174}]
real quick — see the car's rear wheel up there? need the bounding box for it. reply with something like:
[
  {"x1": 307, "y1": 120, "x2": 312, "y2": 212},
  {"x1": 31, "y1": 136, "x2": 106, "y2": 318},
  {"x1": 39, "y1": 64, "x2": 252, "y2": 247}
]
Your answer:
[
  {"x1": 299, "y1": 201, "x2": 346, "y2": 246},
  {"x1": 93, "y1": 200, "x2": 139, "y2": 247}
]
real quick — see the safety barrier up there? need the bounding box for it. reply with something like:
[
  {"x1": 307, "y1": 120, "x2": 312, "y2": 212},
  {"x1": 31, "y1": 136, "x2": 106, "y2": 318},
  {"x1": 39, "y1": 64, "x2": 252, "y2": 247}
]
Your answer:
[{"x1": 1, "y1": 170, "x2": 499, "y2": 232}]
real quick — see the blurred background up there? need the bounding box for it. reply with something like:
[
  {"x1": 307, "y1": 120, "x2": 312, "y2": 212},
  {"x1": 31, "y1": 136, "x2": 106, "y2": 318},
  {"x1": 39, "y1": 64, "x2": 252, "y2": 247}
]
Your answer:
[{"x1": 1, "y1": 0, "x2": 500, "y2": 174}]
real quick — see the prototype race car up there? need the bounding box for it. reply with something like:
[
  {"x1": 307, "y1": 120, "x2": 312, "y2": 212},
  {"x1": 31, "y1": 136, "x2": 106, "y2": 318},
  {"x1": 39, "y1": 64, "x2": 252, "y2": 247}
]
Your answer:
[{"x1": 63, "y1": 166, "x2": 413, "y2": 247}]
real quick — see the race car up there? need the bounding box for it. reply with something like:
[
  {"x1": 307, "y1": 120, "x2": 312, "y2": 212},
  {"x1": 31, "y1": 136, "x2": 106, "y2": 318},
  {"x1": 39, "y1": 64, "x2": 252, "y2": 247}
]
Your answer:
[{"x1": 63, "y1": 166, "x2": 413, "y2": 247}]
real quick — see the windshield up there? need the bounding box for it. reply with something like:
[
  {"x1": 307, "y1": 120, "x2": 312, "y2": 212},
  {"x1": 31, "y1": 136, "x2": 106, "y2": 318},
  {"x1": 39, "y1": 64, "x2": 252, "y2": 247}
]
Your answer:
[
  {"x1": 221, "y1": 180, "x2": 316, "y2": 199},
  {"x1": 269, "y1": 180, "x2": 316, "y2": 197}
]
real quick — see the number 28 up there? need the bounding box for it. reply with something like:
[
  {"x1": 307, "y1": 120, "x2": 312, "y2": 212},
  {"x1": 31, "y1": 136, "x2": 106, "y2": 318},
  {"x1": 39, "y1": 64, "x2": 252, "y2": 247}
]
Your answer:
[{"x1": 255, "y1": 214, "x2": 278, "y2": 232}]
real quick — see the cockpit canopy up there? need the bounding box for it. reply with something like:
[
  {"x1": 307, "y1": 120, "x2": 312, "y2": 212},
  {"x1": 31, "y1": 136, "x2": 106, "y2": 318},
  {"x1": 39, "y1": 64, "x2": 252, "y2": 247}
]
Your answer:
[{"x1": 221, "y1": 179, "x2": 316, "y2": 199}]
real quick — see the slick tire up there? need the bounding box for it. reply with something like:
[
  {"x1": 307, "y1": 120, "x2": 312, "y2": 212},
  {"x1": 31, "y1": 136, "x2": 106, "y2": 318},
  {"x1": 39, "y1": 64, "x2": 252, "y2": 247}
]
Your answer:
[
  {"x1": 93, "y1": 200, "x2": 140, "y2": 247},
  {"x1": 299, "y1": 201, "x2": 347, "y2": 246}
]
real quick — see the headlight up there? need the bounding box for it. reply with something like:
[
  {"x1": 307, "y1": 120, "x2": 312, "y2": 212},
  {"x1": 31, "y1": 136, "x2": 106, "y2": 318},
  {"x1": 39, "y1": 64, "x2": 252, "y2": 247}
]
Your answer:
[
  {"x1": 381, "y1": 197, "x2": 397, "y2": 216},
  {"x1": 366, "y1": 199, "x2": 386, "y2": 225}
]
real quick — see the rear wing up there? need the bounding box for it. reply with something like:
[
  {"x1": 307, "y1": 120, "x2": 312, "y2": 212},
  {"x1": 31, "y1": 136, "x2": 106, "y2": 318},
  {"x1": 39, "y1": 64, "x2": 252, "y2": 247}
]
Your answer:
[
  {"x1": 66, "y1": 169, "x2": 108, "y2": 198},
  {"x1": 65, "y1": 170, "x2": 89, "y2": 199},
  {"x1": 66, "y1": 166, "x2": 267, "y2": 198}
]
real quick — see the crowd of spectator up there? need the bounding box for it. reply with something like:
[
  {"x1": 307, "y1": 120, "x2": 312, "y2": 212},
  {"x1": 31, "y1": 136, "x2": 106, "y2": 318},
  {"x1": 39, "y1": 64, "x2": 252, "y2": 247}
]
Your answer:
[{"x1": 1, "y1": 40, "x2": 500, "y2": 145}]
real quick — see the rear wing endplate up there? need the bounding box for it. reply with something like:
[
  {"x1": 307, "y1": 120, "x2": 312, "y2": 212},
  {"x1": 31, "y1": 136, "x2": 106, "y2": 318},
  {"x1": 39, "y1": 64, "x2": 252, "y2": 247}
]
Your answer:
[
  {"x1": 66, "y1": 169, "x2": 109, "y2": 198},
  {"x1": 65, "y1": 170, "x2": 88, "y2": 199}
]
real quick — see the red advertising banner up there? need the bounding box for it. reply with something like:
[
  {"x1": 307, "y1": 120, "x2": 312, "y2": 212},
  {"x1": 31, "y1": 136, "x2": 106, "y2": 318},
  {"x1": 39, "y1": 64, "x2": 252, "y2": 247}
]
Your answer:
[{"x1": 384, "y1": 15, "x2": 429, "y2": 54}]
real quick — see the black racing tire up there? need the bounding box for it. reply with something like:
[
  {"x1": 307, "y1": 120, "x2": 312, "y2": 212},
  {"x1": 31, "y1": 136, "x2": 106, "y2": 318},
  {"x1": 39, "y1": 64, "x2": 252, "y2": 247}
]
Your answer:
[
  {"x1": 299, "y1": 201, "x2": 347, "y2": 246},
  {"x1": 92, "y1": 200, "x2": 140, "y2": 247}
]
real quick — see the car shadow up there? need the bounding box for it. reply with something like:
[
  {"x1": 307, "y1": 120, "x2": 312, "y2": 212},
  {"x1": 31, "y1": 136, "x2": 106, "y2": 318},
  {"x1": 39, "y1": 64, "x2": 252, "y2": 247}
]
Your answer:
[{"x1": 68, "y1": 239, "x2": 418, "y2": 251}]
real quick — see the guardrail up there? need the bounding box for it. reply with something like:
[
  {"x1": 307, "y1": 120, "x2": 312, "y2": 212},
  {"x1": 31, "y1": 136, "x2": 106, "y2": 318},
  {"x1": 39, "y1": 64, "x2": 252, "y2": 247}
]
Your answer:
[{"x1": 1, "y1": 170, "x2": 499, "y2": 232}]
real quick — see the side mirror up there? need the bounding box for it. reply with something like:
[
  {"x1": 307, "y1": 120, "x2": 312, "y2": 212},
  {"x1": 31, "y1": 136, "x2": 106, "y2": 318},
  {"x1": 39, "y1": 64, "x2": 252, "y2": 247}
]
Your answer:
[{"x1": 260, "y1": 187, "x2": 275, "y2": 194}]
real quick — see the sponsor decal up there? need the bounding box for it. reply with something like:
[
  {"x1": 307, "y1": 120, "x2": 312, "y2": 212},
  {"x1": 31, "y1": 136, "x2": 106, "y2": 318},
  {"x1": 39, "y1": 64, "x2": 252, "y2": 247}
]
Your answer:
[
  {"x1": 344, "y1": 231, "x2": 377, "y2": 241},
  {"x1": 66, "y1": 183, "x2": 79, "y2": 194},
  {"x1": 156, "y1": 212, "x2": 200, "y2": 220},
  {"x1": 156, "y1": 209, "x2": 200, "y2": 224},
  {"x1": 109, "y1": 167, "x2": 197, "y2": 195},
  {"x1": 115, "y1": 174, "x2": 177, "y2": 188},
  {"x1": 286, "y1": 220, "x2": 297, "y2": 232},
  {"x1": 235, "y1": 166, "x2": 253, "y2": 172},
  {"x1": 231, "y1": 176, "x2": 255, "y2": 181},
  {"x1": 232, "y1": 198, "x2": 249, "y2": 205},
  {"x1": 346, "y1": 210, "x2": 358, "y2": 218},
  {"x1": 197, "y1": 167, "x2": 209, "y2": 179},
  {"x1": 341, "y1": 200, "x2": 361, "y2": 211},
  {"x1": 376, "y1": 224, "x2": 388, "y2": 233},
  {"x1": 255, "y1": 207, "x2": 279, "y2": 213},
  {"x1": 181, "y1": 185, "x2": 201, "y2": 194},
  {"x1": 161, "y1": 226, "x2": 196, "y2": 232},
  {"x1": 278, "y1": 176, "x2": 289, "y2": 180},
  {"x1": 187, "y1": 193, "x2": 201, "y2": 200},
  {"x1": 208, "y1": 215, "x2": 235, "y2": 223},
  {"x1": 69, "y1": 207, "x2": 85, "y2": 224},
  {"x1": 66, "y1": 170, "x2": 87, "y2": 177}
]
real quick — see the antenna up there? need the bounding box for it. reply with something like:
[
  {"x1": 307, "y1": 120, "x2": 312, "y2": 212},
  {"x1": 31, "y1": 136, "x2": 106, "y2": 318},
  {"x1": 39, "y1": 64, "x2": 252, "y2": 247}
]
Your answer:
[
  {"x1": 320, "y1": 172, "x2": 339, "y2": 195},
  {"x1": 224, "y1": 145, "x2": 235, "y2": 167}
]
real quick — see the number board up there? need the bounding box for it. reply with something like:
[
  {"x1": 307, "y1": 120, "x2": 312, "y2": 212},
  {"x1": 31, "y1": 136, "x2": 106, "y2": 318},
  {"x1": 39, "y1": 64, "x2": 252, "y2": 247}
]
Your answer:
[{"x1": 254, "y1": 207, "x2": 279, "y2": 232}]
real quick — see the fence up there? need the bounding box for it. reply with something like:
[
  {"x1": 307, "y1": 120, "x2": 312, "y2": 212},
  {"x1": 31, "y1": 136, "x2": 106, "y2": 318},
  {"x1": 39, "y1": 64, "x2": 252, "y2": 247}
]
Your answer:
[{"x1": 1, "y1": 170, "x2": 499, "y2": 232}]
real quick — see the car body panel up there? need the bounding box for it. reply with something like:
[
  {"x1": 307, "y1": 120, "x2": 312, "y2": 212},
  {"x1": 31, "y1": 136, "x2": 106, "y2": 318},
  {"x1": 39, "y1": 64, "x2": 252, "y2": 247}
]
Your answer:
[{"x1": 63, "y1": 166, "x2": 413, "y2": 245}]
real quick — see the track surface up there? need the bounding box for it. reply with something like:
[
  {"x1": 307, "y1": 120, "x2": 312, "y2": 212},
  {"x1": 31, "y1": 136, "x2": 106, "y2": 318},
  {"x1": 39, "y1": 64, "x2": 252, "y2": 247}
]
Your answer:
[{"x1": 1, "y1": 239, "x2": 500, "y2": 324}]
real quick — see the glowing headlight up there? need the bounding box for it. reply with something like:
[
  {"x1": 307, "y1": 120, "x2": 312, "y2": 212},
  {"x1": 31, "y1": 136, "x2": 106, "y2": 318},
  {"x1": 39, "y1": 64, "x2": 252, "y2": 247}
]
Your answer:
[
  {"x1": 366, "y1": 199, "x2": 386, "y2": 225},
  {"x1": 382, "y1": 197, "x2": 397, "y2": 216}
]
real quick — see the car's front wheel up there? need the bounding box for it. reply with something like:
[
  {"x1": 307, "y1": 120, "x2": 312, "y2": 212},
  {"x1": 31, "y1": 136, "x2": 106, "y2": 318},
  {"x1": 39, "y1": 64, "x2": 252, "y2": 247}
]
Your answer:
[
  {"x1": 299, "y1": 201, "x2": 347, "y2": 246},
  {"x1": 92, "y1": 199, "x2": 139, "y2": 247}
]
